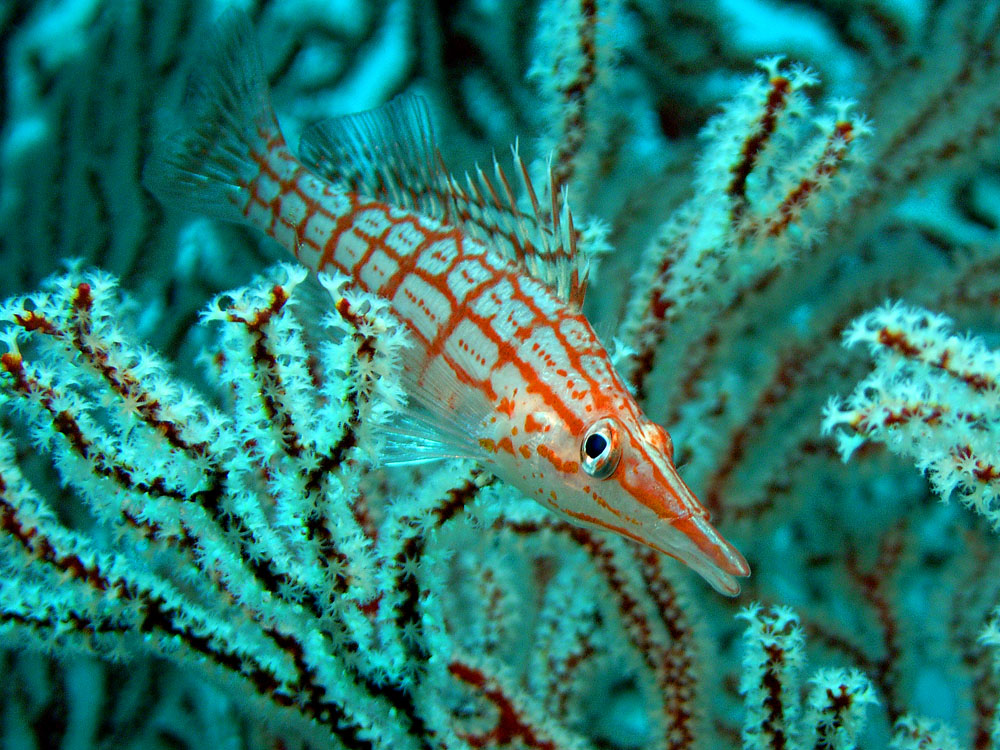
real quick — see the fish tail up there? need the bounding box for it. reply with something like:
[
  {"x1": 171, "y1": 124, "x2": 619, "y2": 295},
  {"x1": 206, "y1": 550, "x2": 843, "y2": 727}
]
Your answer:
[{"x1": 144, "y1": 9, "x2": 285, "y2": 223}]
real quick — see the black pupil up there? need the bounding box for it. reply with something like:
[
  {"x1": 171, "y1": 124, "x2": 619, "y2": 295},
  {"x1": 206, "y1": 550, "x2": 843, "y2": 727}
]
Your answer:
[{"x1": 584, "y1": 433, "x2": 608, "y2": 459}]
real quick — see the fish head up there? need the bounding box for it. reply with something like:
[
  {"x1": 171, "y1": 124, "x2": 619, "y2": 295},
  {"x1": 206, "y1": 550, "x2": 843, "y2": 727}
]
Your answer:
[{"x1": 497, "y1": 402, "x2": 750, "y2": 596}]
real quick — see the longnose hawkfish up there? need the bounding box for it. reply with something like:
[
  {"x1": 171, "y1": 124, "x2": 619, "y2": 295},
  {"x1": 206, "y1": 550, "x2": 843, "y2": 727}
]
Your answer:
[{"x1": 145, "y1": 10, "x2": 750, "y2": 595}]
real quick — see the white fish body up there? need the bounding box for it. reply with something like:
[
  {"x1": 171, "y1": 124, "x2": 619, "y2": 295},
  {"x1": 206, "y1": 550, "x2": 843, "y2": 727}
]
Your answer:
[{"x1": 145, "y1": 10, "x2": 750, "y2": 595}]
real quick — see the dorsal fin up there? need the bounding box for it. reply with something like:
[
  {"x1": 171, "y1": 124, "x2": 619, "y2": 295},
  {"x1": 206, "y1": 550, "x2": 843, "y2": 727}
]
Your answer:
[
  {"x1": 299, "y1": 95, "x2": 456, "y2": 220},
  {"x1": 451, "y1": 149, "x2": 587, "y2": 308},
  {"x1": 299, "y1": 94, "x2": 590, "y2": 309}
]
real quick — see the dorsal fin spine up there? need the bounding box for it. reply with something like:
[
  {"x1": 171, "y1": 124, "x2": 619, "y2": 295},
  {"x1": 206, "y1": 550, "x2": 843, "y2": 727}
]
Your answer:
[
  {"x1": 511, "y1": 149, "x2": 553, "y2": 265},
  {"x1": 548, "y1": 161, "x2": 562, "y2": 238},
  {"x1": 566, "y1": 202, "x2": 586, "y2": 308},
  {"x1": 492, "y1": 161, "x2": 534, "y2": 264},
  {"x1": 471, "y1": 165, "x2": 524, "y2": 267},
  {"x1": 515, "y1": 145, "x2": 543, "y2": 226}
]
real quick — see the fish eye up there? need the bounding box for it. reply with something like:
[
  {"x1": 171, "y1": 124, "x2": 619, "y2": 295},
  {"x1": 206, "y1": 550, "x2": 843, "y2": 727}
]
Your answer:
[{"x1": 580, "y1": 417, "x2": 622, "y2": 479}]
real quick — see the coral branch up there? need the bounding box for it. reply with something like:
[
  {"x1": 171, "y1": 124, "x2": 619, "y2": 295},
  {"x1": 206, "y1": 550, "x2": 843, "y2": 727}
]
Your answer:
[
  {"x1": 618, "y1": 59, "x2": 870, "y2": 398},
  {"x1": 825, "y1": 302, "x2": 1000, "y2": 526}
]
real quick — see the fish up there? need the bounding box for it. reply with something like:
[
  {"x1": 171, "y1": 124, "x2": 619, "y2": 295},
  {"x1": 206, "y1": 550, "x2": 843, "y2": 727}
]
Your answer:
[{"x1": 144, "y1": 10, "x2": 750, "y2": 595}]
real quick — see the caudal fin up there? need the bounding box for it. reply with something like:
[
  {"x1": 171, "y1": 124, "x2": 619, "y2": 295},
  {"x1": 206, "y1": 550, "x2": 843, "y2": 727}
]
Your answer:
[{"x1": 144, "y1": 9, "x2": 281, "y2": 223}]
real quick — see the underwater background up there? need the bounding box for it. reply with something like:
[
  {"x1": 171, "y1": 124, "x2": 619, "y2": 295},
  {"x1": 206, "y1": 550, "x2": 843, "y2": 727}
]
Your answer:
[{"x1": 1, "y1": 0, "x2": 999, "y2": 748}]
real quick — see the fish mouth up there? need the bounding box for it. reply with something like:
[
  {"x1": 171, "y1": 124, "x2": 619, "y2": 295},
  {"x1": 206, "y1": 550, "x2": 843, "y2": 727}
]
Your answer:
[
  {"x1": 622, "y1": 455, "x2": 750, "y2": 595},
  {"x1": 654, "y1": 513, "x2": 750, "y2": 596}
]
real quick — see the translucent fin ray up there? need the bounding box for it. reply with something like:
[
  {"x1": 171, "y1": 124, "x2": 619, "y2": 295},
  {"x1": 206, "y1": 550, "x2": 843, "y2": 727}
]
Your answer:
[
  {"x1": 143, "y1": 9, "x2": 280, "y2": 223},
  {"x1": 299, "y1": 95, "x2": 458, "y2": 222},
  {"x1": 375, "y1": 350, "x2": 494, "y2": 467},
  {"x1": 377, "y1": 411, "x2": 480, "y2": 466}
]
